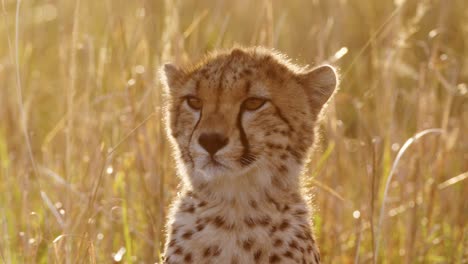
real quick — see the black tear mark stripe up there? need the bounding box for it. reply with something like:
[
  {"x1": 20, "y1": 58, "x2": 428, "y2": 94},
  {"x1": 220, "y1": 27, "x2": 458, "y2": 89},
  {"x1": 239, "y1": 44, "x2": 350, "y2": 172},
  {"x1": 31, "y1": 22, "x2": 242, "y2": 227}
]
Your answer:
[
  {"x1": 237, "y1": 106, "x2": 252, "y2": 167},
  {"x1": 187, "y1": 110, "x2": 202, "y2": 167}
]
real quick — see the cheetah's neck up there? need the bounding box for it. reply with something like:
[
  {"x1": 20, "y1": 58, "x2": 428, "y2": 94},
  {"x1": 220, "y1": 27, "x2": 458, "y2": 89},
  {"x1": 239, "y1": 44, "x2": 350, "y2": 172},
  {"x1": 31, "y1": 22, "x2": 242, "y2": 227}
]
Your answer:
[{"x1": 186, "y1": 164, "x2": 305, "y2": 214}]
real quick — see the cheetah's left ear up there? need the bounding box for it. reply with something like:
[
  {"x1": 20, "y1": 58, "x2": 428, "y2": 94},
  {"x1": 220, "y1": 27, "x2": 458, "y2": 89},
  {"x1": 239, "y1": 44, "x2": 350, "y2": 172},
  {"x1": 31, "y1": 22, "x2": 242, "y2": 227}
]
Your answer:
[
  {"x1": 299, "y1": 65, "x2": 338, "y2": 114},
  {"x1": 160, "y1": 63, "x2": 186, "y2": 92}
]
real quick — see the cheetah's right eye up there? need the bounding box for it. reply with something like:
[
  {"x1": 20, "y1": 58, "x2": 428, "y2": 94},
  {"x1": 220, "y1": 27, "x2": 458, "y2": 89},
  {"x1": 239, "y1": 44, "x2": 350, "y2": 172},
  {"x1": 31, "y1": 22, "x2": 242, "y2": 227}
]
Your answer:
[
  {"x1": 243, "y1": 97, "x2": 267, "y2": 111},
  {"x1": 186, "y1": 96, "x2": 203, "y2": 110}
]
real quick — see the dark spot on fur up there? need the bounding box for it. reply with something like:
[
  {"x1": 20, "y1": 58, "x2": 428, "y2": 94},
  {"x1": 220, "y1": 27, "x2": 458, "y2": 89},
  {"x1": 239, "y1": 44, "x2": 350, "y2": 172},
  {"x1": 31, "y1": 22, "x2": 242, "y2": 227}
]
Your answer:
[
  {"x1": 295, "y1": 209, "x2": 307, "y2": 216},
  {"x1": 203, "y1": 247, "x2": 212, "y2": 257},
  {"x1": 298, "y1": 144, "x2": 307, "y2": 153},
  {"x1": 270, "y1": 225, "x2": 278, "y2": 235},
  {"x1": 196, "y1": 223, "x2": 205, "y2": 232},
  {"x1": 213, "y1": 246, "x2": 221, "y2": 256},
  {"x1": 249, "y1": 200, "x2": 258, "y2": 209},
  {"x1": 171, "y1": 131, "x2": 180, "y2": 138},
  {"x1": 183, "y1": 205, "x2": 195, "y2": 213},
  {"x1": 213, "y1": 216, "x2": 225, "y2": 228},
  {"x1": 273, "y1": 239, "x2": 283, "y2": 247},
  {"x1": 243, "y1": 238, "x2": 254, "y2": 251},
  {"x1": 182, "y1": 230, "x2": 193, "y2": 239},
  {"x1": 295, "y1": 230, "x2": 307, "y2": 240},
  {"x1": 269, "y1": 254, "x2": 281, "y2": 263},
  {"x1": 184, "y1": 253, "x2": 192, "y2": 262},
  {"x1": 279, "y1": 165, "x2": 288, "y2": 173},
  {"x1": 289, "y1": 240, "x2": 299, "y2": 250},
  {"x1": 283, "y1": 251, "x2": 294, "y2": 259},
  {"x1": 253, "y1": 250, "x2": 263, "y2": 261},
  {"x1": 291, "y1": 193, "x2": 302, "y2": 203},
  {"x1": 243, "y1": 69, "x2": 252, "y2": 75},
  {"x1": 168, "y1": 239, "x2": 176, "y2": 247},
  {"x1": 244, "y1": 217, "x2": 256, "y2": 228},
  {"x1": 279, "y1": 219, "x2": 290, "y2": 231},
  {"x1": 174, "y1": 247, "x2": 183, "y2": 255},
  {"x1": 258, "y1": 215, "x2": 272, "y2": 226}
]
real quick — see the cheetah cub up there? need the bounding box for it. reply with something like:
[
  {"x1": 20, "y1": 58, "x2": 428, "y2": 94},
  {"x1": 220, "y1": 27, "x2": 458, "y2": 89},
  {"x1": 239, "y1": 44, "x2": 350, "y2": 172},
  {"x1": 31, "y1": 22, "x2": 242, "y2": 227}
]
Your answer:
[{"x1": 160, "y1": 47, "x2": 337, "y2": 264}]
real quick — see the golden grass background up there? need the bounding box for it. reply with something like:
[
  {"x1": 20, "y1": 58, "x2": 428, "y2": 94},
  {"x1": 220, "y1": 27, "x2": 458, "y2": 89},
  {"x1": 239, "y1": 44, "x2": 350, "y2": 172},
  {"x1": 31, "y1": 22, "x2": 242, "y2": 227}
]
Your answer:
[{"x1": 0, "y1": 0, "x2": 467, "y2": 263}]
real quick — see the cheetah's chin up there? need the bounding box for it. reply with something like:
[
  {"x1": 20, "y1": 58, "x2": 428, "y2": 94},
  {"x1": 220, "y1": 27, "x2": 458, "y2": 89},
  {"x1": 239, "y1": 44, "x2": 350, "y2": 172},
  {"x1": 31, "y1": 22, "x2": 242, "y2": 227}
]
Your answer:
[
  {"x1": 194, "y1": 157, "x2": 253, "y2": 181},
  {"x1": 202, "y1": 158, "x2": 229, "y2": 169}
]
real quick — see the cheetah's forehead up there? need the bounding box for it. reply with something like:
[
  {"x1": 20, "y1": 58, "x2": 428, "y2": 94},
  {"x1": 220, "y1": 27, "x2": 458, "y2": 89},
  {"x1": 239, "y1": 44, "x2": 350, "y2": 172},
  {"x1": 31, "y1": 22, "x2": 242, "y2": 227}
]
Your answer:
[{"x1": 190, "y1": 54, "x2": 283, "y2": 100}]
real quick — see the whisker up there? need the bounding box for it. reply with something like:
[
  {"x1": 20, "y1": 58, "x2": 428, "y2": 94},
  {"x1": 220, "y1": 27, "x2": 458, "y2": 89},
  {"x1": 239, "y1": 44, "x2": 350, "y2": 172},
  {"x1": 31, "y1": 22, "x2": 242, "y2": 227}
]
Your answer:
[{"x1": 240, "y1": 153, "x2": 257, "y2": 166}]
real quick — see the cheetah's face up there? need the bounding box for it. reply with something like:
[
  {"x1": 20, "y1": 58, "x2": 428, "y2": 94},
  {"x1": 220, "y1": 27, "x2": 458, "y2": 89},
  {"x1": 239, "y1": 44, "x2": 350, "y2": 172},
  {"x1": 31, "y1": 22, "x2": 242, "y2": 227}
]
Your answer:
[{"x1": 161, "y1": 49, "x2": 337, "y2": 185}]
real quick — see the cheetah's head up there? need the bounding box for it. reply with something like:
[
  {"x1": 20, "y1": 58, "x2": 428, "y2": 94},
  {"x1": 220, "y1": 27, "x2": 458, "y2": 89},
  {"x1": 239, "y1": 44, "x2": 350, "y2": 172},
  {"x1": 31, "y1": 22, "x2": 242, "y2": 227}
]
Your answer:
[{"x1": 160, "y1": 47, "x2": 337, "y2": 189}]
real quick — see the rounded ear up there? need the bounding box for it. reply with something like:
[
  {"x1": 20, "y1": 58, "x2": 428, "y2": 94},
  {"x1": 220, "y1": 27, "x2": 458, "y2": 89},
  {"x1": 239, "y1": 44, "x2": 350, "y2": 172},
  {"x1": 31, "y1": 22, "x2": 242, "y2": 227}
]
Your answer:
[
  {"x1": 160, "y1": 63, "x2": 185, "y2": 90},
  {"x1": 299, "y1": 65, "x2": 338, "y2": 114}
]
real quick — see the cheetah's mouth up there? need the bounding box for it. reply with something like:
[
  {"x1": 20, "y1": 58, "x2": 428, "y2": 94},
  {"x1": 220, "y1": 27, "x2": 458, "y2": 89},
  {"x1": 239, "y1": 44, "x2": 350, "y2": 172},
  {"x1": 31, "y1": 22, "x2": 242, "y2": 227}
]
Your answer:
[{"x1": 202, "y1": 157, "x2": 230, "y2": 170}]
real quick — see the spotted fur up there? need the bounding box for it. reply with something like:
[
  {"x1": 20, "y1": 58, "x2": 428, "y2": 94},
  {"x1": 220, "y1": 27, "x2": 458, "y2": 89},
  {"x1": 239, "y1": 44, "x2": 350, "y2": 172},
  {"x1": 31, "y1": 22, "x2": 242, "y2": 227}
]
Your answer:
[{"x1": 160, "y1": 47, "x2": 337, "y2": 263}]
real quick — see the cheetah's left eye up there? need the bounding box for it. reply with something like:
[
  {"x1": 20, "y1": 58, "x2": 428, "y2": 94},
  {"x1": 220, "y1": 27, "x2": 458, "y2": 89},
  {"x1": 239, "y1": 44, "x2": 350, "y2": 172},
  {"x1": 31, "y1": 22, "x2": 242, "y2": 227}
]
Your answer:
[
  {"x1": 243, "y1": 98, "x2": 267, "y2": 111},
  {"x1": 186, "y1": 96, "x2": 203, "y2": 110}
]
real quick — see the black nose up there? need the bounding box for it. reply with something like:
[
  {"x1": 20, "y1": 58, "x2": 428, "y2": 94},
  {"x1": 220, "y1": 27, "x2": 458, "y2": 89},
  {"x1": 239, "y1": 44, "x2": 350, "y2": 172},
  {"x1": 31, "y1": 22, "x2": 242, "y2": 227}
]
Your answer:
[{"x1": 198, "y1": 133, "x2": 229, "y2": 155}]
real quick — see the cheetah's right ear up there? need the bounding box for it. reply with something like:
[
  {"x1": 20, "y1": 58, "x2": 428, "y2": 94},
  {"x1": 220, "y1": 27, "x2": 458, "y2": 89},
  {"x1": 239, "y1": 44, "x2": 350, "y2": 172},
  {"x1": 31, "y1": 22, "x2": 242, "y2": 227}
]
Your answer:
[
  {"x1": 160, "y1": 63, "x2": 185, "y2": 90},
  {"x1": 299, "y1": 65, "x2": 338, "y2": 114}
]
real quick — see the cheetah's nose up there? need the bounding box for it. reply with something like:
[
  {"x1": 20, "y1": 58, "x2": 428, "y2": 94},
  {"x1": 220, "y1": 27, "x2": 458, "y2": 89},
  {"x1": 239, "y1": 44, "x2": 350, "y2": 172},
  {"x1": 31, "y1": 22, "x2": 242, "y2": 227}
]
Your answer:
[{"x1": 198, "y1": 133, "x2": 229, "y2": 155}]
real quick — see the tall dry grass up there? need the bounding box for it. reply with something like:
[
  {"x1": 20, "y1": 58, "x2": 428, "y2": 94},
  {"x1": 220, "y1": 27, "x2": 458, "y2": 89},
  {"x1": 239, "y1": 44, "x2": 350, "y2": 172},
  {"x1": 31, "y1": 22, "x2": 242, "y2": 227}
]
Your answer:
[{"x1": 0, "y1": 0, "x2": 466, "y2": 263}]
